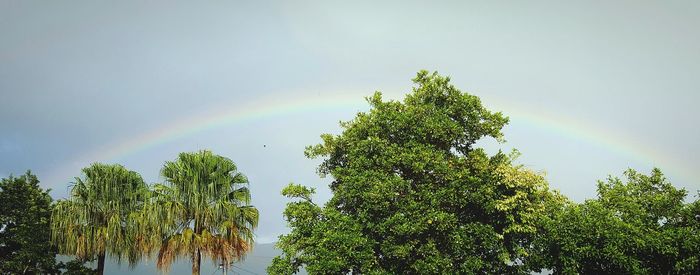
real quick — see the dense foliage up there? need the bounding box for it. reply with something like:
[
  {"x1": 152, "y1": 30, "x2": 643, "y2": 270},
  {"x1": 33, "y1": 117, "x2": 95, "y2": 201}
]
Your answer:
[
  {"x1": 536, "y1": 169, "x2": 700, "y2": 274},
  {"x1": 270, "y1": 71, "x2": 700, "y2": 274},
  {"x1": 269, "y1": 71, "x2": 564, "y2": 274},
  {"x1": 51, "y1": 163, "x2": 148, "y2": 274},
  {"x1": 57, "y1": 258, "x2": 98, "y2": 275},
  {"x1": 143, "y1": 150, "x2": 259, "y2": 275},
  {"x1": 0, "y1": 171, "x2": 59, "y2": 274}
]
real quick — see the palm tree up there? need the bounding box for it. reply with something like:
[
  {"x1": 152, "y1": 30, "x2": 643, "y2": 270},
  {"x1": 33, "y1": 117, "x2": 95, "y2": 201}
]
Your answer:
[
  {"x1": 51, "y1": 163, "x2": 148, "y2": 274},
  {"x1": 150, "y1": 150, "x2": 258, "y2": 275}
]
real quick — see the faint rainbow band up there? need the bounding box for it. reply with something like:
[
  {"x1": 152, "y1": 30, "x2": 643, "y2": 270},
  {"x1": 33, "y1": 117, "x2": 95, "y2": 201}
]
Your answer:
[{"x1": 54, "y1": 91, "x2": 697, "y2": 187}]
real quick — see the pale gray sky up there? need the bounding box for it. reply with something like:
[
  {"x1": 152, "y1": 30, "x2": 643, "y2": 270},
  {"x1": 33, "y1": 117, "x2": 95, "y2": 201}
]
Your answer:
[{"x1": 2, "y1": 0, "x2": 699, "y2": 248}]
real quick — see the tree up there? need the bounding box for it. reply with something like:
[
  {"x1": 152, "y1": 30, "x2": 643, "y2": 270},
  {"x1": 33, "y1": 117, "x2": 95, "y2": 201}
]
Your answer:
[
  {"x1": 57, "y1": 258, "x2": 98, "y2": 275},
  {"x1": 270, "y1": 71, "x2": 562, "y2": 274},
  {"x1": 0, "y1": 171, "x2": 59, "y2": 274},
  {"x1": 539, "y1": 168, "x2": 700, "y2": 274},
  {"x1": 148, "y1": 150, "x2": 259, "y2": 275},
  {"x1": 51, "y1": 163, "x2": 148, "y2": 275},
  {"x1": 268, "y1": 184, "x2": 379, "y2": 274}
]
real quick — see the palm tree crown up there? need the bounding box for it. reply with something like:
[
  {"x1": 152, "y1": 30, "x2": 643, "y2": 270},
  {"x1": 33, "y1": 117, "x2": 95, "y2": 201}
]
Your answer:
[
  {"x1": 51, "y1": 163, "x2": 148, "y2": 274},
  {"x1": 150, "y1": 150, "x2": 258, "y2": 275}
]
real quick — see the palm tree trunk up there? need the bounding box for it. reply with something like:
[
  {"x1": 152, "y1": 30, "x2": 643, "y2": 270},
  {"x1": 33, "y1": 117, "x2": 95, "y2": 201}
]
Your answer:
[
  {"x1": 97, "y1": 253, "x2": 106, "y2": 275},
  {"x1": 191, "y1": 249, "x2": 201, "y2": 275}
]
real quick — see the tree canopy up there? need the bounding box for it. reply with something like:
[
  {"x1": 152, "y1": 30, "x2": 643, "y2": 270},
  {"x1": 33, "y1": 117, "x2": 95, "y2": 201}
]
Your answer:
[
  {"x1": 51, "y1": 163, "x2": 148, "y2": 274},
  {"x1": 537, "y1": 168, "x2": 700, "y2": 274},
  {"x1": 145, "y1": 150, "x2": 259, "y2": 275},
  {"x1": 270, "y1": 71, "x2": 564, "y2": 274},
  {"x1": 0, "y1": 171, "x2": 58, "y2": 274}
]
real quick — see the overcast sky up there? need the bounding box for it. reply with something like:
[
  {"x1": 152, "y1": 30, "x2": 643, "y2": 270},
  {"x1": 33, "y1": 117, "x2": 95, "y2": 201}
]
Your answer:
[{"x1": 1, "y1": 0, "x2": 699, "y2": 246}]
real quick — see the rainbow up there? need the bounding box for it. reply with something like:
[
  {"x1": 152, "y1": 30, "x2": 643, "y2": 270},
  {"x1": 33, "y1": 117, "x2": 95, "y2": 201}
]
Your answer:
[
  {"x1": 48, "y1": 90, "x2": 697, "y2": 188},
  {"x1": 487, "y1": 97, "x2": 683, "y2": 174},
  {"x1": 79, "y1": 91, "x2": 371, "y2": 163}
]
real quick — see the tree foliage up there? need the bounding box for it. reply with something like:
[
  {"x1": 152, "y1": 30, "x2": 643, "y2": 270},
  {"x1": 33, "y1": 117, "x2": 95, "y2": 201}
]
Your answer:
[
  {"x1": 539, "y1": 168, "x2": 700, "y2": 274},
  {"x1": 57, "y1": 258, "x2": 98, "y2": 275},
  {"x1": 51, "y1": 163, "x2": 148, "y2": 274},
  {"x1": 270, "y1": 71, "x2": 563, "y2": 274},
  {"x1": 0, "y1": 171, "x2": 59, "y2": 274},
  {"x1": 144, "y1": 150, "x2": 259, "y2": 275}
]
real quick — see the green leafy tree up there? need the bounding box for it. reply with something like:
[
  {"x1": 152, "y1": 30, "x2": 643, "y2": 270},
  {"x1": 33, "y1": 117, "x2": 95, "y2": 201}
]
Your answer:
[
  {"x1": 51, "y1": 163, "x2": 148, "y2": 275},
  {"x1": 0, "y1": 171, "x2": 59, "y2": 274},
  {"x1": 57, "y1": 258, "x2": 98, "y2": 275},
  {"x1": 269, "y1": 184, "x2": 379, "y2": 274},
  {"x1": 270, "y1": 71, "x2": 562, "y2": 274},
  {"x1": 147, "y1": 150, "x2": 259, "y2": 275},
  {"x1": 539, "y1": 168, "x2": 700, "y2": 274}
]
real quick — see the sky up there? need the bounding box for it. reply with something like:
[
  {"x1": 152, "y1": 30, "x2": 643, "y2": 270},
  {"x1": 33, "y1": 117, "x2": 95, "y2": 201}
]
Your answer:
[{"x1": 1, "y1": 0, "x2": 699, "y2": 248}]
